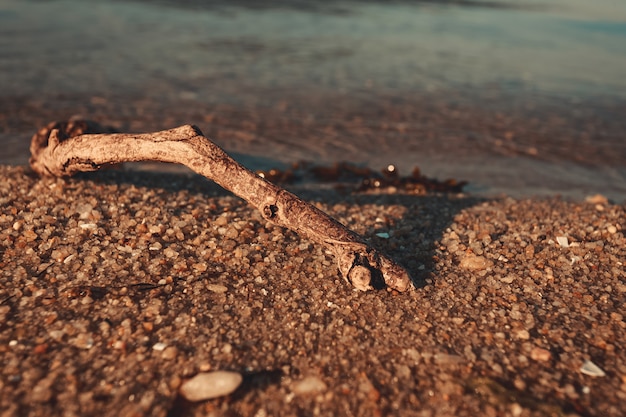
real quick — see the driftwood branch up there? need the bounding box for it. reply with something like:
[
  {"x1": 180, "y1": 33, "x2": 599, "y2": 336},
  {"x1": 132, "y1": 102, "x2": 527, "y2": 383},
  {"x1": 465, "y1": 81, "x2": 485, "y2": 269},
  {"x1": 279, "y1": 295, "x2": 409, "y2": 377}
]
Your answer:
[{"x1": 30, "y1": 120, "x2": 412, "y2": 292}]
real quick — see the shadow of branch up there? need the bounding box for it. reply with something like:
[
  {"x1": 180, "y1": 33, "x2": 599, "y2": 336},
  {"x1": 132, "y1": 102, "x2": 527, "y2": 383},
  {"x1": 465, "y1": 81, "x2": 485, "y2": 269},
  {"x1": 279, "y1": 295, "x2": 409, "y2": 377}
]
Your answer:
[{"x1": 68, "y1": 168, "x2": 484, "y2": 290}]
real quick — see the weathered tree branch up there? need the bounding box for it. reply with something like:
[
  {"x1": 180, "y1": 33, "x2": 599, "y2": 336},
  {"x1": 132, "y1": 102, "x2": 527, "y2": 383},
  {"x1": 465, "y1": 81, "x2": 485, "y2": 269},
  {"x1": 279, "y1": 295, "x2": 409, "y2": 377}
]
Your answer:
[{"x1": 30, "y1": 121, "x2": 412, "y2": 292}]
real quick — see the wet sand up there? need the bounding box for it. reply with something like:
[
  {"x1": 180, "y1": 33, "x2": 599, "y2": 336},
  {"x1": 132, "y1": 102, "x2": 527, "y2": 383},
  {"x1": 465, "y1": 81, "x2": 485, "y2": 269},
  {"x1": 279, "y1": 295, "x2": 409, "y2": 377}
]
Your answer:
[
  {"x1": 2, "y1": 90, "x2": 626, "y2": 202},
  {"x1": 1, "y1": 165, "x2": 625, "y2": 416}
]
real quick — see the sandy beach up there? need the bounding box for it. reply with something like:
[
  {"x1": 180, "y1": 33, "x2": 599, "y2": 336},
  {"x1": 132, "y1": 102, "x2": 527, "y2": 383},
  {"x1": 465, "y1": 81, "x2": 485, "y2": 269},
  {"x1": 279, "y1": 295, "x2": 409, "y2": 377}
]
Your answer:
[
  {"x1": 2, "y1": 0, "x2": 626, "y2": 415},
  {"x1": 1, "y1": 165, "x2": 625, "y2": 416}
]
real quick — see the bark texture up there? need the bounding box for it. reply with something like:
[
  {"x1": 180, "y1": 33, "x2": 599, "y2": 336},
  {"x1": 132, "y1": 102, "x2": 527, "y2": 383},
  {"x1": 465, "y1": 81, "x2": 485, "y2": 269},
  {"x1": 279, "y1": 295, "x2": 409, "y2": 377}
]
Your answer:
[{"x1": 30, "y1": 121, "x2": 412, "y2": 292}]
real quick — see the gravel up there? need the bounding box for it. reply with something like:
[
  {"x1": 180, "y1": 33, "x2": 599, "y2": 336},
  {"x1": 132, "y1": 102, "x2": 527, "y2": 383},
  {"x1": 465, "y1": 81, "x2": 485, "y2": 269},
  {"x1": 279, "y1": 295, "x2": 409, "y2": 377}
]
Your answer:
[{"x1": 1, "y1": 165, "x2": 625, "y2": 416}]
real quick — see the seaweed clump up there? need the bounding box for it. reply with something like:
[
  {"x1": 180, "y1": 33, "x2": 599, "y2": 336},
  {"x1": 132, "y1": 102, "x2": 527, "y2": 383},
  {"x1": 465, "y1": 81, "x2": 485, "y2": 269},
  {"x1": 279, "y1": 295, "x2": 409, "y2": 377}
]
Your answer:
[{"x1": 257, "y1": 162, "x2": 466, "y2": 194}]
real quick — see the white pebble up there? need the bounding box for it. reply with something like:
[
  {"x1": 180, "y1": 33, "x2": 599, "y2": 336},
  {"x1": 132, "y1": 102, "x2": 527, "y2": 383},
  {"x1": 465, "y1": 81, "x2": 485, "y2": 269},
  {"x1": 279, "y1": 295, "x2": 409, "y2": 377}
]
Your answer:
[
  {"x1": 179, "y1": 371, "x2": 243, "y2": 401},
  {"x1": 292, "y1": 376, "x2": 327, "y2": 395},
  {"x1": 375, "y1": 232, "x2": 390, "y2": 239},
  {"x1": 152, "y1": 342, "x2": 167, "y2": 351},
  {"x1": 556, "y1": 236, "x2": 569, "y2": 248},
  {"x1": 580, "y1": 360, "x2": 606, "y2": 377}
]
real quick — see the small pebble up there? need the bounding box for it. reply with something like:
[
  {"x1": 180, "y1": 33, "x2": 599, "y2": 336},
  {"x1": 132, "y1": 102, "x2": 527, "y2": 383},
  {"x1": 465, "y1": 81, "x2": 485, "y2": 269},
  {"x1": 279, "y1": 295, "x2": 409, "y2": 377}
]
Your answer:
[
  {"x1": 580, "y1": 360, "x2": 606, "y2": 377},
  {"x1": 75, "y1": 203, "x2": 94, "y2": 219},
  {"x1": 514, "y1": 329, "x2": 530, "y2": 340},
  {"x1": 23, "y1": 229, "x2": 38, "y2": 242},
  {"x1": 500, "y1": 274, "x2": 516, "y2": 284},
  {"x1": 459, "y1": 254, "x2": 491, "y2": 271},
  {"x1": 207, "y1": 284, "x2": 228, "y2": 293},
  {"x1": 30, "y1": 379, "x2": 53, "y2": 403},
  {"x1": 71, "y1": 333, "x2": 94, "y2": 350},
  {"x1": 179, "y1": 371, "x2": 243, "y2": 402},
  {"x1": 585, "y1": 194, "x2": 608, "y2": 205},
  {"x1": 556, "y1": 236, "x2": 569, "y2": 248},
  {"x1": 530, "y1": 347, "x2": 551, "y2": 362},
  {"x1": 162, "y1": 346, "x2": 178, "y2": 360},
  {"x1": 152, "y1": 342, "x2": 167, "y2": 351},
  {"x1": 433, "y1": 353, "x2": 464, "y2": 365},
  {"x1": 225, "y1": 227, "x2": 239, "y2": 239},
  {"x1": 510, "y1": 403, "x2": 523, "y2": 417},
  {"x1": 163, "y1": 247, "x2": 179, "y2": 258},
  {"x1": 292, "y1": 376, "x2": 327, "y2": 395}
]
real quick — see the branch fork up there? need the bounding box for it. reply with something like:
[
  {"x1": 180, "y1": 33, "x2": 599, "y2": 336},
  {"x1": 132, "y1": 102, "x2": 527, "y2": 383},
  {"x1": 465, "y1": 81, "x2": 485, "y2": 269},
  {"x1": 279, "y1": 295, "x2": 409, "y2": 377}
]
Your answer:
[{"x1": 30, "y1": 120, "x2": 412, "y2": 292}]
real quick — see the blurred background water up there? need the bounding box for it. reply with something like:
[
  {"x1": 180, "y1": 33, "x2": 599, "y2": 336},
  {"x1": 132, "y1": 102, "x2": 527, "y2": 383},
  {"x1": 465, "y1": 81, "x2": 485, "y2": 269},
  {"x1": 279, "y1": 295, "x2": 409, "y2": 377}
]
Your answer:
[{"x1": 1, "y1": 0, "x2": 625, "y2": 200}]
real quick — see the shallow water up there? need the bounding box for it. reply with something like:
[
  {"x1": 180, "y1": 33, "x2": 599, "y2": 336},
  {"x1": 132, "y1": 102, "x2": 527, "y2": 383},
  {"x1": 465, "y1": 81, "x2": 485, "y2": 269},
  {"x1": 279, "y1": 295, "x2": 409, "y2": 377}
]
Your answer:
[{"x1": 1, "y1": 0, "x2": 626, "y2": 201}]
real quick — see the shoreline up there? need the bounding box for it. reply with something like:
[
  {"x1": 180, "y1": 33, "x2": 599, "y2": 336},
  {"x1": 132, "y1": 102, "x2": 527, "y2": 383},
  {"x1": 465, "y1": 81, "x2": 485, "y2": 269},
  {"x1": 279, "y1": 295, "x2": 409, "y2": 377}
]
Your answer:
[
  {"x1": 2, "y1": 89, "x2": 626, "y2": 204},
  {"x1": 1, "y1": 165, "x2": 624, "y2": 416}
]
